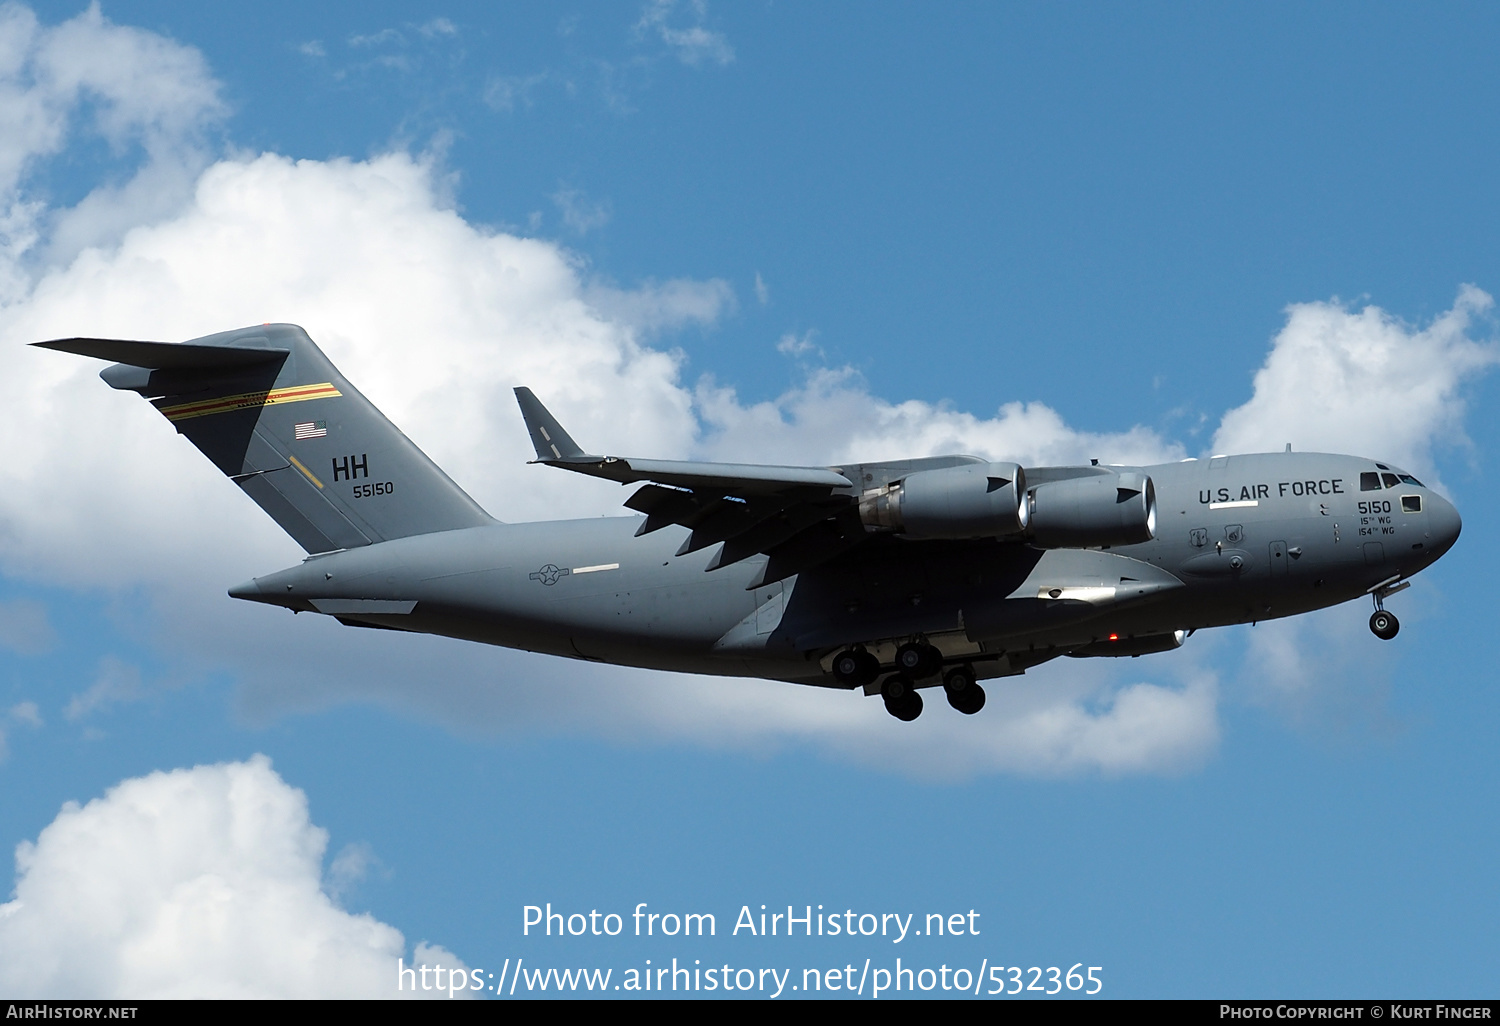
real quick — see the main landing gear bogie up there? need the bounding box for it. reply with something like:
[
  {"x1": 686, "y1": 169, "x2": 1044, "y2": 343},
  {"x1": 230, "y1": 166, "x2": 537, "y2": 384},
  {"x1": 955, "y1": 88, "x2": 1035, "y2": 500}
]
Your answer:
[
  {"x1": 837, "y1": 641, "x2": 986, "y2": 721},
  {"x1": 876, "y1": 664, "x2": 987, "y2": 721}
]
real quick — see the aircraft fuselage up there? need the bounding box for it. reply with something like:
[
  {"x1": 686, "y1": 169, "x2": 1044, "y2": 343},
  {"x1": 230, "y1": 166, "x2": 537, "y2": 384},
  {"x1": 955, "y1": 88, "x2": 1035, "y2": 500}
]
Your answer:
[{"x1": 231, "y1": 450, "x2": 1461, "y2": 689}]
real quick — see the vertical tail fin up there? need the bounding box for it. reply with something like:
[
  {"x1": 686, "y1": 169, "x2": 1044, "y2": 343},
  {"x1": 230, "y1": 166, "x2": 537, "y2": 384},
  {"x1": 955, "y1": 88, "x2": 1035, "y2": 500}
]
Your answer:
[{"x1": 35, "y1": 324, "x2": 493, "y2": 552}]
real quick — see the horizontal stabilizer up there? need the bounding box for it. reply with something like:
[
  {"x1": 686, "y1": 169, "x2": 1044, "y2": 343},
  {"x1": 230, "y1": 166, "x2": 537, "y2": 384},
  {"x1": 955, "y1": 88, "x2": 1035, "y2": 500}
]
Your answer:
[{"x1": 32, "y1": 337, "x2": 287, "y2": 370}]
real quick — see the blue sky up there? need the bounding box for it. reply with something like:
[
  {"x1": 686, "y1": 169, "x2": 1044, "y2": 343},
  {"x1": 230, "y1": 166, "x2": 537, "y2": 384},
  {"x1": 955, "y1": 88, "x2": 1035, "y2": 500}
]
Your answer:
[{"x1": 0, "y1": 1, "x2": 1497, "y2": 998}]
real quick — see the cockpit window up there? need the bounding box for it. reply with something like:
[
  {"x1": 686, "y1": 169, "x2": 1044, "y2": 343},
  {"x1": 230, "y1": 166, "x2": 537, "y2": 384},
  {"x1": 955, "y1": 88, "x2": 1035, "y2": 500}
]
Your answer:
[
  {"x1": 1381, "y1": 473, "x2": 1401, "y2": 488},
  {"x1": 1399, "y1": 474, "x2": 1424, "y2": 487},
  {"x1": 1402, "y1": 495, "x2": 1423, "y2": 513},
  {"x1": 1360, "y1": 472, "x2": 1381, "y2": 491}
]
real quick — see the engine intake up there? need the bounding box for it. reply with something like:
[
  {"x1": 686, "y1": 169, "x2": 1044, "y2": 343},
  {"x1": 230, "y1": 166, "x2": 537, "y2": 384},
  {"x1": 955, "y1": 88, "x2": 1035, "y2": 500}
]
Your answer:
[
  {"x1": 1028, "y1": 471, "x2": 1156, "y2": 548},
  {"x1": 859, "y1": 462, "x2": 1028, "y2": 539}
]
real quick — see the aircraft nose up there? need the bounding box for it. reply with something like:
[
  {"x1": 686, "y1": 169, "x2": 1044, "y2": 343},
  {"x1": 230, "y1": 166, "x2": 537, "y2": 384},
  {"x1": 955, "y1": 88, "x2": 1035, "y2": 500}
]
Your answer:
[{"x1": 1426, "y1": 493, "x2": 1462, "y2": 560}]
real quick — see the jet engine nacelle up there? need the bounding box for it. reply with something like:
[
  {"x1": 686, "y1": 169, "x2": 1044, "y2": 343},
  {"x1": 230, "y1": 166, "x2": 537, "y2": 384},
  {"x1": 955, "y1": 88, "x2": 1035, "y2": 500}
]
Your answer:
[
  {"x1": 859, "y1": 462, "x2": 1028, "y2": 539},
  {"x1": 1027, "y1": 470, "x2": 1157, "y2": 548}
]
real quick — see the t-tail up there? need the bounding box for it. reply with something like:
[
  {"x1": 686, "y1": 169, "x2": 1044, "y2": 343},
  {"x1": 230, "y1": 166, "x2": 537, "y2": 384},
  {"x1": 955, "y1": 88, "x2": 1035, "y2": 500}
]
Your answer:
[{"x1": 34, "y1": 324, "x2": 493, "y2": 552}]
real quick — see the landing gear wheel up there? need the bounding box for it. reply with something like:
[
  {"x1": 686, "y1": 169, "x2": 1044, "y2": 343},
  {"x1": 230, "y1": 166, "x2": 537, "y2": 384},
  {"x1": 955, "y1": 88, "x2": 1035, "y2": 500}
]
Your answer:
[
  {"x1": 943, "y1": 666, "x2": 986, "y2": 715},
  {"x1": 1369, "y1": 609, "x2": 1400, "y2": 640},
  {"x1": 832, "y1": 648, "x2": 880, "y2": 687},
  {"x1": 894, "y1": 642, "x2": 943, "y2": 679},
  {"x1": 951, "y1": 685, "x2": 986, "y2": 715},
  {"x1": 881, "y1": 675, "x2": 924, "y2": 721}
]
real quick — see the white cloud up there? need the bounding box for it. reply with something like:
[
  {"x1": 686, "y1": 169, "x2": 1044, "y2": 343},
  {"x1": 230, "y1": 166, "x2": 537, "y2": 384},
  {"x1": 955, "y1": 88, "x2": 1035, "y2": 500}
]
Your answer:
[
  {"x1": 418, "y1": 19, "x2": 457, "y2": 40},
  {"x1": 0, "y1": 755, "x2": 471, "y2": 998},
  {"x1": 585, "y1": 275, "x2": 736, "y2": 335},
  {"x1": 776, "y1": 329, "x2": 819, "y2": 358},
  {"x1": 326, "y1": 841, "x2": 380, "y2": 904},
  {"x1": 349, "y1": 28, "x2": 403, "y2": 49},
  {"x1": 8, "y1": 701, "x2": 41, "y2": 728},
  {"x1": 483, "y1": 72, "x2": 547, "y2": 113},
  {"x1": 0, "y1": 2, "x2": 224, "y2": 277},
  {"x1": 551, "y1": 184, "x2": 611, "y2": 234},
  {"x1": 635, "y1": 0, "x2": 734, "y2": 67},
  {"x1": 657, "y1": 24, "x2": 733, "y2": 67},
  {"x1": 63, "y1": 656, "x2": 143, "y2": 721},
  {"x1": 1213, "y1": 287, "x2": 1499, "y2": 482},
  {"x1": 0, "y1": 3, "x2": 222, "y2": 192},
  {"x1": 753, "y1": 271, "x2": 768, "y2": 305},
  {"x1": 696, "y1": 367, "x2": 1182, "y2": 468}
]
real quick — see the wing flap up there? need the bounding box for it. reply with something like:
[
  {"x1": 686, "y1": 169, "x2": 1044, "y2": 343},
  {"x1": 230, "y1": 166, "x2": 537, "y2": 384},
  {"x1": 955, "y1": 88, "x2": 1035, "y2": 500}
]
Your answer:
[
  {"x1": 704, "y1": 500, "x2": 846, "y2": 571},
  {"x1": 746, "y1": 508, "x2": 869, "y2": 588},
  {"x1": 625, "y1": 484, "x2": 706, "y2": 536}
]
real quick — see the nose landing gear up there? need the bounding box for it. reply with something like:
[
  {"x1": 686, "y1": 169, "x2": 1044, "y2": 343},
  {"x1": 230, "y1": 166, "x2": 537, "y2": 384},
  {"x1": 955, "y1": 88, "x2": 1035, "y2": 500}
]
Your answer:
[{"x1": 1368, "y1": 574, "x2": 1408, "y2": 641}]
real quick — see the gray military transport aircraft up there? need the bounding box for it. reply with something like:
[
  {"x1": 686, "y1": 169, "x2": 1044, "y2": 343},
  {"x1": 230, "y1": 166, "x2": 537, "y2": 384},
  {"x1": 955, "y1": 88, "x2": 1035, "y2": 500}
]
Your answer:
[{"x1": 37, "y1": 324, "x2": 1462, "y2": 721}]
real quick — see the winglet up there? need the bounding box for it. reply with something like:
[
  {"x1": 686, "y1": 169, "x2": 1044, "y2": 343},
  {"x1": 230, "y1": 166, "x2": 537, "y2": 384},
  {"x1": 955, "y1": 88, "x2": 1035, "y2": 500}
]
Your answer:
[{"x1": 514, "y1": 387, "x2": 587, "y2": 462}]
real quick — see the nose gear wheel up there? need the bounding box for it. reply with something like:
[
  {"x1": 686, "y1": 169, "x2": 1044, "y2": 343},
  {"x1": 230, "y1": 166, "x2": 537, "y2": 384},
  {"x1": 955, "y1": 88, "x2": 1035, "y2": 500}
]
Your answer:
[{"x1": 1369, "y1": 609, "x2": 1399, "y2": 640}]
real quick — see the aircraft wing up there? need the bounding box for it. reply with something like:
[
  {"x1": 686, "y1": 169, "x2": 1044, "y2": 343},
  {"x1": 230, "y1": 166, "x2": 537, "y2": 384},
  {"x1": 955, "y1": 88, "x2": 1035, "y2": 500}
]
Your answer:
[{"x1": 515, "y1": 387, "x2": 862, "y2": 583}]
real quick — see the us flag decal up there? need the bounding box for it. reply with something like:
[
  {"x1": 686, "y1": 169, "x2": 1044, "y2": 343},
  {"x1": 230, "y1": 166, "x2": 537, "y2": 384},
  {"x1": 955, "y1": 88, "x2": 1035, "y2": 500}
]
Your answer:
[{"x1": 294, "y1": 420, "x2": 328, "y2": 439}]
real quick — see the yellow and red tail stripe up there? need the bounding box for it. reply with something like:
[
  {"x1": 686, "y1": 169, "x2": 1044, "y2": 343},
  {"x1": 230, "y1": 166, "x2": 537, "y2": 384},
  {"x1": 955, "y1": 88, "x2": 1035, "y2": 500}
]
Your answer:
[{"x1": 156, "y1": 382, "x2": 342, "y2": 422}]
